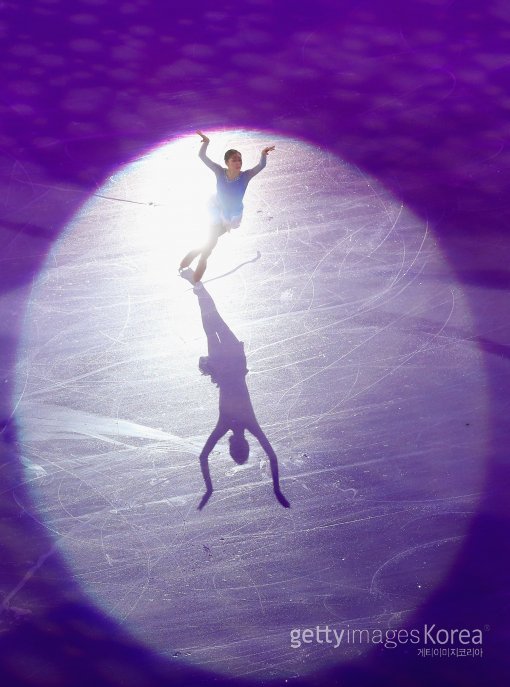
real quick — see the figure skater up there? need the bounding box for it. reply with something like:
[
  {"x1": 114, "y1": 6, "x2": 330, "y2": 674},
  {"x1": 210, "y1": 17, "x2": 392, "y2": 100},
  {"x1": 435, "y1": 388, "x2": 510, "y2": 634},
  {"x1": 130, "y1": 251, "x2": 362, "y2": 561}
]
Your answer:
[
  {"x1": 180, "y1": 272, "x2": 290, "y2": 510},
  {"x1": 179, "y1": 130, "x2": 275, "y2": 283}
]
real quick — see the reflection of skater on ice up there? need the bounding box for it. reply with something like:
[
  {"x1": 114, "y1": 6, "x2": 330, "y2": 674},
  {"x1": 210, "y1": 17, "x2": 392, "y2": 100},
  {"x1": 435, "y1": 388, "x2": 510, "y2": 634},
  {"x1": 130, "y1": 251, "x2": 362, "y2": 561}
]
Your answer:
[
  {"x1": 180, "y1": 272, "x2": 289, "y2": 510},
  {"x1": 179, "y1": 130, "x2": 274, "y2": 284}
]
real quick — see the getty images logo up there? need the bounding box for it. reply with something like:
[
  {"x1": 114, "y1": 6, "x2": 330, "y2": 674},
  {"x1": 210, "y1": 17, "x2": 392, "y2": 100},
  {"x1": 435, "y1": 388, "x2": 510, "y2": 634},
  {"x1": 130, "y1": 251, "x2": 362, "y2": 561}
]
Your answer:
[{"x1": 289, "y1": 624, "x2": 485, "y2": 650}]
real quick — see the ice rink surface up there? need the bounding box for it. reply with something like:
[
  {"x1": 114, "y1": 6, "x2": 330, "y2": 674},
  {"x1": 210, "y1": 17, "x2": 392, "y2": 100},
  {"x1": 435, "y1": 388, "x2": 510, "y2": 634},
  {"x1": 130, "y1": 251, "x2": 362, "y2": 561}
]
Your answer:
[
  {"x1": 15, "y1": 133, "x2": 487, "y2": 677},
  {"x1": 1, "y1": 2, "x2": 509, "y2": 686}
]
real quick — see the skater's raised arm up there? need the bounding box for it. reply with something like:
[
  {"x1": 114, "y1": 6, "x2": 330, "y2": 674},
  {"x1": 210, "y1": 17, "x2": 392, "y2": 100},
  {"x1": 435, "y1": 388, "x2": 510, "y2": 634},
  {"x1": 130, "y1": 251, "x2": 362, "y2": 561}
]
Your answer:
[
  {"x1": 246, "y1": 145, "x2": 275, "y2": 180},
  {"x1": 197, "y1": 421, "x2": 228, "y2": 510},
  {"x1": 196, "y1": 130, "x2": 223, "y2": 174},
  {"x1": 251, "y1": 425, "x2": 290, "y2": 508}
]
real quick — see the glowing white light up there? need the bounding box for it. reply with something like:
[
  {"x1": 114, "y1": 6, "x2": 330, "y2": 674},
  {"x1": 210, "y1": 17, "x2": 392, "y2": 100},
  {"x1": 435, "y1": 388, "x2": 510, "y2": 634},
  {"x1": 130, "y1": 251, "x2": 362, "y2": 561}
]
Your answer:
[
  {"x1": 91, "y1": 132, "x2": 267, "y2": 291},
  {"x1": 107, "y1": 136, "x2": 213, "y2": 283}
]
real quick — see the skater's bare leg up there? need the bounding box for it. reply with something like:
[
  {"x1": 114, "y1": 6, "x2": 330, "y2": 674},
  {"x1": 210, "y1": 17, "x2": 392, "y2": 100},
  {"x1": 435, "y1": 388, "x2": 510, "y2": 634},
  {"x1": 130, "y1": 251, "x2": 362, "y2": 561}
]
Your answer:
[
  {"x1": 194, "y1": 240, "x2": 217, "y2": 283},
  {"x1": 179, "y1": 248, "x2": 201, "y2": 270},
  {"x1": 194, "y1": 258, "x2": 207, "y2": 283},
  {"x1": 193, "y1": 226, "x2": 223, "y2": 283}
]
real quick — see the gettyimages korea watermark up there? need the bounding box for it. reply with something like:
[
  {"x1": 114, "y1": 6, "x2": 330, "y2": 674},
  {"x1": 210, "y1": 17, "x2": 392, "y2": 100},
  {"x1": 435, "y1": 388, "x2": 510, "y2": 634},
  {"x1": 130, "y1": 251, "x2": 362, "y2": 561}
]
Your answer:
[{"x1": 290, "y1": 624, "x2": 488, "y2": 657}]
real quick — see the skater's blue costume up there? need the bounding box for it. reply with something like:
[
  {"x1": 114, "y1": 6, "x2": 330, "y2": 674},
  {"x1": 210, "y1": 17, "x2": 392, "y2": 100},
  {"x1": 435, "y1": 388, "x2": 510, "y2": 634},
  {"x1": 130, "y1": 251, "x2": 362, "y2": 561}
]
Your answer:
[{"x1": 199, "y1": 141, "x2": 266, "y2": 225}]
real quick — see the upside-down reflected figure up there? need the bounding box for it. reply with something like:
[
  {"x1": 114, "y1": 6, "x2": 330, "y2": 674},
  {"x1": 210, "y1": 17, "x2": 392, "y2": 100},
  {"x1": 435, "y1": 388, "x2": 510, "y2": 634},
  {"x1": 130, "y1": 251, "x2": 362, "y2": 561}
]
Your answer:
[{"x1": 180, "y1": 273, "x2": 290, "y2": 510}]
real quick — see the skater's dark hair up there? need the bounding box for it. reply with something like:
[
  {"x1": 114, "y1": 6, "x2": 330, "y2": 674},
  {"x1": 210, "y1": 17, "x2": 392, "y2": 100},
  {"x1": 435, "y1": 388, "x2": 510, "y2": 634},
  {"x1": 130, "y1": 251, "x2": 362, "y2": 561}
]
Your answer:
[
  {"x1": 224, "y1": 149, "x2": 241, "y2": 163},
  {"x1": 229, "y1": 433, "x2": 249, "y2": 464}
]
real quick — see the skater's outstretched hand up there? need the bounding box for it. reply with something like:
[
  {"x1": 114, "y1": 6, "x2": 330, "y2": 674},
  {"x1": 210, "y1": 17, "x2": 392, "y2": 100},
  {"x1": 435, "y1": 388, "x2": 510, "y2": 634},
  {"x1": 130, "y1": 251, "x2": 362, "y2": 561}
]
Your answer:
[
  {"x1": 251, "y1": 425, "x2": 290, "y2": 508},
  {"x1": 197, "y1": 423, "x2": 226, "y2": 511},
  {"x1": 198, "y1": 487, "x2": 213, "y2": 510},
  {"x1": 197, "y1": 130, "x2": 210, "y2": 144},
  {"x1": 274, "y1": 487, "x2": 290, "y2": 508},
  {"x1": 261, "y1": 145, "x2": 275, "y2": 156}
]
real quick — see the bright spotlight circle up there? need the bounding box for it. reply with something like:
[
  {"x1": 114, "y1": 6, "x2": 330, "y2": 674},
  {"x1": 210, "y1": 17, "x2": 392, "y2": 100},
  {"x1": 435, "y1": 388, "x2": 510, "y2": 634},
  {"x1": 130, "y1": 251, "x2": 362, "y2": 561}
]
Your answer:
[{"x1": 16, "y1": 130, "x2": 488, "y2": 678}]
